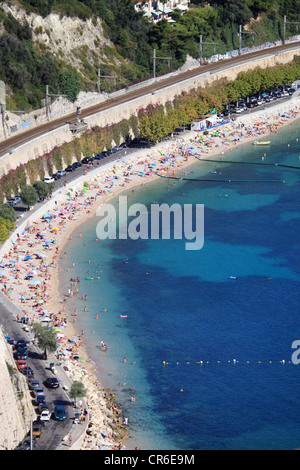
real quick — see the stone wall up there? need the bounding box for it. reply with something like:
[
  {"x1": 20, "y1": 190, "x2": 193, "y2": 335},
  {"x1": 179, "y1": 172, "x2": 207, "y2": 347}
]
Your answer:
[{"x1": 1, "y1": 46, "x2": 299, "y2": 178}]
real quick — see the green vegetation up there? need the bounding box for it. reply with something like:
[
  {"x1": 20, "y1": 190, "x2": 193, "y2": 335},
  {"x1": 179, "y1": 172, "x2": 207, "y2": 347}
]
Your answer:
[
  {"x1": 32, "y1": 323, "x2": 58, "y2": 360},
  {"x1": 0, "y1": 1, "x2": 299, "y2": 109},
  {"x1": 69, "y1": 381, "x2": 88, "y2": 406},
  {"x1": 0, "y1": 216, "x2": 14, "y2": 243},
  {"x1": 20, "y1": 185, "x2": 38, "y2": 209}
]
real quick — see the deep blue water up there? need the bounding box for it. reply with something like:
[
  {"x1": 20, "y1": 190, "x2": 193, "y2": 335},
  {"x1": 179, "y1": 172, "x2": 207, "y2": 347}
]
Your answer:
[{"x1": 64, "y1": 121, "x2": 300, "y2": 450}]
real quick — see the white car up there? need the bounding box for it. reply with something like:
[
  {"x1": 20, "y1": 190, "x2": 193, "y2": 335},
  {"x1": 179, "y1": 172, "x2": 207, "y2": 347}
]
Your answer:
[
  {"x1": 43, "y1": 177, "x2": 55, "y2": 184},
  {"x1": 40, "y1": 409, "x2": 52, "y2": 421}
]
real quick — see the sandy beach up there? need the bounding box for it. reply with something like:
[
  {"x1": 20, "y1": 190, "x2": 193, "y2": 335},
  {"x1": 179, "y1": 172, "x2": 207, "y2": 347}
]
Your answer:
[{"x1": 0, "y1": 95, "x2": 299, "y2": 450}]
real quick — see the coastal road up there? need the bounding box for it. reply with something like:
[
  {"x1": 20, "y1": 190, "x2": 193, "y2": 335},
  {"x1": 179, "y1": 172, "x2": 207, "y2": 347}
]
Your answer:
[
  {"x1": 0, "y1": 40, "x2": 300, "y2": 158},
  {"x1": 0, "y1": 296, "x2": 76, "y2": 450}
]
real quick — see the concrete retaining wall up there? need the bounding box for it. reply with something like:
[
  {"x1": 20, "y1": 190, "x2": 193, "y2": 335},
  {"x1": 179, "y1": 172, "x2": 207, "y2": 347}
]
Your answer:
[{"x1": 1, "y1": 46, "x2": 299, "y2": 178}]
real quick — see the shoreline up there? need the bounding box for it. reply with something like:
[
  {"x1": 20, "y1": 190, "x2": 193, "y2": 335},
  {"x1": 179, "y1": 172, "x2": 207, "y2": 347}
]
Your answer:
[{"x1": 0, "y1": 95, "x2": 299, "y2": 450}]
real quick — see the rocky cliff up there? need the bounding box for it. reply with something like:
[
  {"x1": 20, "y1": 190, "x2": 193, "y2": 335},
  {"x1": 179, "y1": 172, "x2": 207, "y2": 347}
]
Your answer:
[
  {"x1": 0, "y1": 329, "x2": 35, "y2": 450},
  {"x1": 1, "y1": 2, "x2": 124, "y2": 88}
]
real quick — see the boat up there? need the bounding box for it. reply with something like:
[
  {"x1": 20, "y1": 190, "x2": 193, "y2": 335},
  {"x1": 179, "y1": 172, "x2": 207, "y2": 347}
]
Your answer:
[{"x1": 252, "y1": 141, "x2": 271, "y2": 145}]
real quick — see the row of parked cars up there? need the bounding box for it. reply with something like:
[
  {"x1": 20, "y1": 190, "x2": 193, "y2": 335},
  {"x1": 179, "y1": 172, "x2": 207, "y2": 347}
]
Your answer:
[
  {"x1": 222, "y1": 85, "x2": 296, "y2": 116},
  {"x1": 5, "y1": 334, "x2": 66, "y2": 449},
  {"x1": 43, "y1": 142, "x2": 129, "y2": 184}
]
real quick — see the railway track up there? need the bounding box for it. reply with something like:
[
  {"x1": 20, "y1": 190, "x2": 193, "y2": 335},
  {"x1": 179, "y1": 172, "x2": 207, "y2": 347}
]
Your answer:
[{"x1": 0, "y1": 40, "x2": 299, "y2": 157}]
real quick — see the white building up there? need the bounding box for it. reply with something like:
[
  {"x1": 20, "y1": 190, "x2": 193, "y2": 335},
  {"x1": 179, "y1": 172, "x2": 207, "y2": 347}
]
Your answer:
[
  {"x1": 134, "y1": 0, "x2": 190, "y2": 21},
  {"x1": 191, "y1": 114, "x2": 219, "y2": 131}
]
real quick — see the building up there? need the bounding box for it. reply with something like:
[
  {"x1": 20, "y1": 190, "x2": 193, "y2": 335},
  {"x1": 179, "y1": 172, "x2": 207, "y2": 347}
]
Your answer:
[
  {"x1": 191, "y1": 114, "x2": 220, "y2": 131},
  {"x1": 134, "y1": 0, "x2": 190, "y2": 22}
]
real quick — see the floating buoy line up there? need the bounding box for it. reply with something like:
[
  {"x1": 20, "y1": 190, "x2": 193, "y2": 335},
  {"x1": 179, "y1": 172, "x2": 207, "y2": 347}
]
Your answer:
[
  {"x1": 195, "y1": 157, "x2": 300, "y2": 171},
  {"x1": 162, "y1": 359, "x2": 291, "y2": 366},
  {"x1": 157, "y1": 174, "x2": 294, "y2": 183},
  {"x1": 157, "y1": 155, "x2": 300, "y2": 184}
]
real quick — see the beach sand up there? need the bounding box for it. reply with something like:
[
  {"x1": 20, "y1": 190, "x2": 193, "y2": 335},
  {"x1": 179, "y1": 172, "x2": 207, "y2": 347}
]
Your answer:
[{"x1": 0, "y1": 95, "x2": 299, "y2": 450}]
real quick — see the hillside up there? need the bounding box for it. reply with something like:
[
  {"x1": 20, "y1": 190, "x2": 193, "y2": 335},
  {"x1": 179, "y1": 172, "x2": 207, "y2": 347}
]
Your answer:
[{"x1": 0, "y1": 0, "x2": 299, "y2": 111}]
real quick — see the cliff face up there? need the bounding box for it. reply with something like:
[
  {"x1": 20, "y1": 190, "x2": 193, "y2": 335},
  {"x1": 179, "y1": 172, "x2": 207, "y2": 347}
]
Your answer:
[
  {"x1": 1, "y1": 2, "x2": 119, "y2": 84},
  {"x1": 0, "y1": 329, "x2": 35, "y2": 450}
]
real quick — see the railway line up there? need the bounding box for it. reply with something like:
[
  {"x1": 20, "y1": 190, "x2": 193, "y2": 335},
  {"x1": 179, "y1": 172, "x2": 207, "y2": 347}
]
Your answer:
[{"x1": 0, "y1": 40, "x2": 300, "y2": 158}]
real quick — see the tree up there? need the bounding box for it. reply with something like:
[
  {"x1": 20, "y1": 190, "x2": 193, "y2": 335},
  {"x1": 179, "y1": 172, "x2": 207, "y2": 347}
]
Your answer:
[
  {"x1": 33, "y1": 180, "x2": 50, "y2": 200},
  {"x1": 20, "y1": 185, "x2": 38, "y2": 209},
  {"x1": 0, "y1": 216, "x2": 14, "y2": 243},
  {"x1": 69, "y1": 381, "x2": 87, "y2": 407},
  {"x1": 0, "y1": 203, "x2": 16, "y2": 224},
  {"x1": 32, "y1": 323, "x2": 58, "y2": 360},
  {"x1": 59, "y1": 69, "x2": 81, "y2": 103}
]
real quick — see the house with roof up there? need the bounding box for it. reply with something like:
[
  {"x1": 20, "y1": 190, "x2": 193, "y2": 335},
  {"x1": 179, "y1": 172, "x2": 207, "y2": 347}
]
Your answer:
[{"x1": 134, "y1": 0, "x2": 190, "y2": 22}]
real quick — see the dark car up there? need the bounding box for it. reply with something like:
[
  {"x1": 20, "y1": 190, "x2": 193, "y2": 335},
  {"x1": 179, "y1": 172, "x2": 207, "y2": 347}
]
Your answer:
[
  {"x1": 65, "y1": 165, "x2": 73, "y2": 172},
  {"x1": 94, "y1": 153, "x2": 104, "y2": 160},
  {"x1": 36, "y1": 395, "x2": 46, "y2": 406},
  {"x1": 72, "y1": 161, "x2": 82, "y2": 169},
  {"x1": 54, "y1": 405, "x2": 67, "y2": 421},
  {"x1": 45, "y1": 377, "x2": 59, "y2": 389},
  {"x1": 128, "y1": 138, "x2": 154, "y2": 148},
  {"x1": 289, "y1": 88, "x2": 295, "y2": 95},
  {"x1": 81, "y1": 156, "x2": 93, "y2": 164},
  {"x1": 16, "y1": 349, "x2": 28, "y2": 359},
  {"x1": 20, "y1": 367, "x2": 34, "y2": 377},
  {"x1": 20, "y1": 436, "x2": 37, "y2": 450}
]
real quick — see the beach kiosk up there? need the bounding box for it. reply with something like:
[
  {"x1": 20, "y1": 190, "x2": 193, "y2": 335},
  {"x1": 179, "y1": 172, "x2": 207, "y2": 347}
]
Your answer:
[{"x1": 191, "y1": 114, "x2": 219, "y2": 131}]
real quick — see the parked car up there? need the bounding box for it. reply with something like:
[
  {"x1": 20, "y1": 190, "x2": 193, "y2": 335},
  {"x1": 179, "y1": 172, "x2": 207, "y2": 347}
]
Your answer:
[
  {"x1": 8, "y1": 197, "x2": 19, "y2": 206},
  {"x1": 36, "y1": 395, "x2": 46, "y2": 406},
  {"x1": 94, "y1": 153, "x2": 104, "y2": 160},
  {"x1": 40, "y1": 409, "x2": 52, "y2": 421},
  {"x1": 65, "y1": 165, "x2": 73, "y2": 172},
  {"x1": 54, "y1": 405, "x2": 67, "y2": 421},
  {"x1": 20, "y1": 436, "x2": 37, "y2": 450},
  {"x1": 16, "y1": 349, "x2": 28, "y2": 360},
  {"x1": 28, "y1": 379, "x2": 40, "y2": 390},
  {"x1": 17, "y1": 359, "x2": 27, "y2": 370},
  {"x1": 43, "y1": 177, "x2": 55, "y2": 184},
  {"x1": 57, "y1": 170, "x2": 66, "y2": 177},
  {"x1": 38, "y1": 402, "x2": 49, "y2": 413},
  {"x1": 45, "y1": 377, "x2": 59, "y2": 389},
  {"x1": 32, "y1": 420, "x2": 45, "y2": 439},
  {"x1": 20, "y1": 367, "x2": 34, "y2": 377},
  {"x1": 81, "y1": 156, "x2": 93, "y2": 164},
  {"x1": 288, "y1": 88, "x2": 295, "y2": 95},
  {"x1": 33, "y1": 386, "x2": 44, "y2": 397},
  {"x1": 72, "y1": 161, "x2": 82, "y2": 169}
]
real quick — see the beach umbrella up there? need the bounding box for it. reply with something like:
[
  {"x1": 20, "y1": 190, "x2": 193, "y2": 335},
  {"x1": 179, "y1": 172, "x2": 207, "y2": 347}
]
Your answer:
[
  {"x1": 0, "y1": 270, "x2": 6, "y2": 276},
  {"x1": 41, "y1": 317, "x2": 50, "y2": 322},
  {"x1": 24, "y1": 256, "x2": 31, "y2": 260},
  {"x1": 71, "y1": 336, "x2": 79, "y2": 342}
]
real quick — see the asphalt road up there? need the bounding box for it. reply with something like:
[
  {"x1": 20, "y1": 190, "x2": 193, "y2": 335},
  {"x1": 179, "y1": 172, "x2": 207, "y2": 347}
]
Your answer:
[{"x1": 0, "y1": 296, "x2": 78, "y2": 450}]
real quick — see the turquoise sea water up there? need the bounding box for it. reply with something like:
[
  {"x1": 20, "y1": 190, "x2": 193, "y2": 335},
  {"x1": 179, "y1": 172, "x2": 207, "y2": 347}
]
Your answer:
[{"x1": 63, "y1": 121, "x2": 300, "y2": 450}]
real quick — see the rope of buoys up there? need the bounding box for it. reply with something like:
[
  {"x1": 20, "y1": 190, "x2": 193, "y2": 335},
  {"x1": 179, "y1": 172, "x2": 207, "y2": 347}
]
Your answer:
[
  {"x1": 157, "y1": 174, "x2": 292, "y2": 183},
  {"x1": 162, "y1": 359, "x2": 289, "y2": 366},
  {"x1": 195, "y1": 157, "x2": 300, "y2": 170}
]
